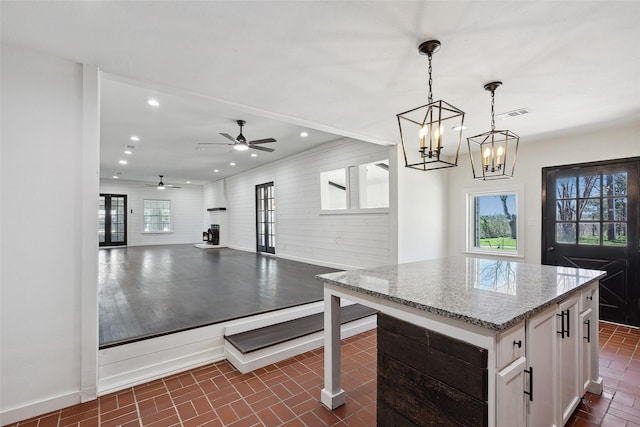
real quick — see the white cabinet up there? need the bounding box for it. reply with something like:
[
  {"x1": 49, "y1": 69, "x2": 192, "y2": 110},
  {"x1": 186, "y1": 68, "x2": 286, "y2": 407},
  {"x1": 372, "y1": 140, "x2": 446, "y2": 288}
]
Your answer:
[
  {"x1": 526, "y1": 304, "x2": 558, "y2": 427},
  {"x1": 580, "y1": 308, "x2": 593, "y2": 395},
  {"x1": 496, "y1": 356, "x2": 527, "y2": 427},
  {"x1": 558, "y1": 294, "x2": 581, "y2": 424}
]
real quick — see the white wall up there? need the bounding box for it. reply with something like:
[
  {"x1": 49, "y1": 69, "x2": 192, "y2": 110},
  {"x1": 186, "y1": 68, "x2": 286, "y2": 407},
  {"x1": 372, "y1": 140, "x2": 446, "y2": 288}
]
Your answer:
[
  {"x1": 1, "y1": 44, "x2": 99, "y2": 423},
  {"x1": 210, "y1": 139, "x2": 394, "y2": 269},
  {"x1": 447, "y1": 121, "x2": 640, "y2": 263},
  {"x1": 100, "y1": 179, "x2": 204, "y2": 246},
  {"x1": 394, "y1": 144, "x2": 450, "y2": 263}
]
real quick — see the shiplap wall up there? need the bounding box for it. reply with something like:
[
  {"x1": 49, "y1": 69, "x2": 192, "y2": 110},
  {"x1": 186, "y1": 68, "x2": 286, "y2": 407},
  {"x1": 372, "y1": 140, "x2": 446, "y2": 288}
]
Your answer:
[
  {"x1": 206, "y1": 139, "x2": 394, "y2": 269},
  {"x1": 100, "y1": 179, "x2": 204, "y2": 246}
]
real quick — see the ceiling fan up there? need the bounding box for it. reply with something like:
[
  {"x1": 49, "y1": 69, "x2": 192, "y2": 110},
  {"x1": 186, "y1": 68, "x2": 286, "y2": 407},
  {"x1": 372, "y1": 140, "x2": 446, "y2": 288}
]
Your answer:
[
  {"x1": 197, "y1": 120, "x2": 276, "y2": 152},
  {"x1": 144, "y1": 175, "x2": 181, "y2": 189}
]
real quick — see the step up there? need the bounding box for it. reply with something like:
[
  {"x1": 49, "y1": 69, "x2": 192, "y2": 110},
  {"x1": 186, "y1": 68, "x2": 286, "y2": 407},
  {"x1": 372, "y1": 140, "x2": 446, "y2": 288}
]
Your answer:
[{"x1": 224, "y1": 304, "x2": 378, "y2": 373}]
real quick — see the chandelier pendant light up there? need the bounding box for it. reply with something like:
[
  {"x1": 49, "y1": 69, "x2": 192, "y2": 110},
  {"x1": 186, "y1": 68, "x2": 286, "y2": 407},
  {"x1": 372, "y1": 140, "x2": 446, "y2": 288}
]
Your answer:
[
  {"x1": 397, "y1": 40, "x2": 465, "y2": 171},
  {"x1": 467, "y1": 81, "x2": 520, "y2": 180}
]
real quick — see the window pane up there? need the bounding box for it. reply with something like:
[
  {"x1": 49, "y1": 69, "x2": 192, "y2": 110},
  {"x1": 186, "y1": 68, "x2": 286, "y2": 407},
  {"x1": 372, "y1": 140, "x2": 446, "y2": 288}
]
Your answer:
[
  {"x1": 358, "y1": 160, "x2": 389, "y2": 209},
  {"x1": 603, "y1": 172, "x2": 627, "y2": 196},
  {"x1": 473, "y1": 194, "x2": 517, "y2": 252},
  {"x1": 556, "y1": 223, "x2": 576, "y2": 244},
  {"x1": 556, "y1": 177, "x2": 576, "y2": 199},
  {"x1": 143, "y1": 199, "x2": 171, "y2": 232},
  {"x1": 556, "y1": 199, "x2": 576, "y2": 221},
  {"x1": 320, "y1": 168, "x2": 347, "y2": 210},
  {"x1": 603, "y1": 197, "x2": 627, "y2": 221},
  {"x1": 578, "y1": 223, "x2": 600, "y2": 245},
  {"x1": 603, "y1": 223, "x2": 627, "y2": 247},
  {"x1": 578, "y1": 199, "x2": 600, "y2": 220},
  {"x1": 578, "y1": 175, "x2": 600, "y2": 198}
]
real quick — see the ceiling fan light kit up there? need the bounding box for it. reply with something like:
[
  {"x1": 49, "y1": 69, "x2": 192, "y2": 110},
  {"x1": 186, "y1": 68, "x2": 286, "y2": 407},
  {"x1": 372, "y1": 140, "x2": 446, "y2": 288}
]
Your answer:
[
  {"x1": 198, "y1": 120, "x2": 276, "y2": 153},
  {"x1": 397, "y1": 39, "x2": 520, "y2": 179}
]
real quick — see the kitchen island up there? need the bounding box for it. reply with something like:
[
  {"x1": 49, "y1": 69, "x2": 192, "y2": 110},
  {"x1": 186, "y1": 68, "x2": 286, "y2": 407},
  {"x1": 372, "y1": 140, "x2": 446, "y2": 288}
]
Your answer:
[{"x1": 317, "y1": 256, "x2": 606, "y2": 427}]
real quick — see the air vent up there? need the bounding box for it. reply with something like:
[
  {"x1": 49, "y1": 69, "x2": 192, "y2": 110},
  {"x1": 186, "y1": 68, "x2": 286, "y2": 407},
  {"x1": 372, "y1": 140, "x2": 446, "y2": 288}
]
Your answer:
[
  {"x1": 496, "y1": 108, "x2": 529, "y2": 120},
  {"x1": 123, "y1": 144, "x2": 136, "y2": 149}
]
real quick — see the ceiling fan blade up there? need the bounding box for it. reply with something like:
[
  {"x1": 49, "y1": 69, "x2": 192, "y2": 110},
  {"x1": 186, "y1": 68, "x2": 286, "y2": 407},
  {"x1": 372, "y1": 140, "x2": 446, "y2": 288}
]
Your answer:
[
  {"x1": 248, "y1": 138, "x2": 276, "y2": 145},
  {"x1": 166, "y1": 185, "x2": 182, "y2": 188},
  {"x1": 219, "y1": 133, "x2": 237, "y2": 143},
  {"x1": 250, "y1": 145, "x2": 275, "y2": 152}
]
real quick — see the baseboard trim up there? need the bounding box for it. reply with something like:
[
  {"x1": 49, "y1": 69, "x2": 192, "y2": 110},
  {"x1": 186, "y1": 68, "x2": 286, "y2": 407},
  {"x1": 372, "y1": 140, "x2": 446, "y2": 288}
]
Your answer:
[{"x1": 1, "y1": 391, "x2": 80, "y2": 425}]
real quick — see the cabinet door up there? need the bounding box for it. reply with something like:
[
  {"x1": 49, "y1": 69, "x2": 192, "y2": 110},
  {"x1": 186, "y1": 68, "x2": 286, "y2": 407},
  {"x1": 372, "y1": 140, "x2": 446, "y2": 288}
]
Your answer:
[
  {"x1": 496, "y1": 356, "x2": 527, "y2": 427},
  {"x1": 580, "y1": 308, "x2": 593, "y2": 395},
  {"x1": 558, "y1": 295, "x2": 581, "y2": 424},
  {"x1": 526, "y1": 305, "x2": 558, "y2": 427}
]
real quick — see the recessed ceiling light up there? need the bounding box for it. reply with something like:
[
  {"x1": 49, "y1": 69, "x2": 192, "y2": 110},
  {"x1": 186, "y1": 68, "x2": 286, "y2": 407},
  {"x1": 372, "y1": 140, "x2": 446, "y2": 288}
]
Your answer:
[
  {"x1": 230, "y1": 162, "x2": 236, "y2": 166},
  {"x1": 119, "y1": 159, "x2": 128, "y2": 165},
  {"x1": 186, "y1": 181, "x2": 191, "y2": 184},
  {"x1": 146, "y1": 98, "x2": 160, "y2": 107},
  {"x1": 251, "y1": 153, "x2": 257, "y2": 157},
  {"x1": 124, "y1": 150, "x2": 133, "y2": 155},
  {"x1": 130, "y1": 135, "x2": 140, "y2": 141},
  {"x1": 300, "y1": 131, "x2": 308, "y2": 137},
  {"x1": 214, "y1": 169, "x2": 219, "y2": 173},
  {"x1": 452, "y1": 125, "x2": 468, "y2": 131},
  {"x1": 196, "y1": 147, "x2": 207, "y2": 151},
  {"x1": 113, "y1": 175, "x2": 119, "y2": 179}
]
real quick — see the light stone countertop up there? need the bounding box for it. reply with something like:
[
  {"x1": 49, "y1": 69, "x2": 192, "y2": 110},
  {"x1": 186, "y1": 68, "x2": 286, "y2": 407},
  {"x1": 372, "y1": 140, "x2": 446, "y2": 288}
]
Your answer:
[{"x1": 316, "y1": 256, "x2": 606, "y2": 331}]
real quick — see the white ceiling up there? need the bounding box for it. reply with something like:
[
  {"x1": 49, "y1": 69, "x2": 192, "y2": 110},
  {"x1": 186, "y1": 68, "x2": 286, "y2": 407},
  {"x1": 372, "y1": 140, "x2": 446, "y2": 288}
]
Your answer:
[{"x1": 3, "y1": 1, "x2": 640, "y2": 185}]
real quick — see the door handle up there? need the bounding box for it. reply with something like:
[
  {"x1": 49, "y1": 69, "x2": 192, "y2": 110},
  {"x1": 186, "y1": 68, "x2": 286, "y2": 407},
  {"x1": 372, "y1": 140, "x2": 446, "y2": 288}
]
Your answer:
[
  {"x1": 547, "y1": 246, "x2": 555, "y2": 252},
  {"x1": 584, "y1": 319, "x2": 591, "y2": 343},
  {"x1": 524, "y1": 367, "x2": 533, "y2": 401}
]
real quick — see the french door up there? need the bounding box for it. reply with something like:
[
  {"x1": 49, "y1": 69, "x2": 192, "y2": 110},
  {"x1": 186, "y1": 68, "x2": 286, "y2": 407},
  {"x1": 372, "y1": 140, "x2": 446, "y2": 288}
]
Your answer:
[
  {"x1": 542, "y1": 158, "x2": 639, "y2": 326},
  {"x1": 256, "y1": 182, "x2": 275, "y2": 254},
  {"x1": 99, "y1": 194, "x2": 127, "y2": 247}
]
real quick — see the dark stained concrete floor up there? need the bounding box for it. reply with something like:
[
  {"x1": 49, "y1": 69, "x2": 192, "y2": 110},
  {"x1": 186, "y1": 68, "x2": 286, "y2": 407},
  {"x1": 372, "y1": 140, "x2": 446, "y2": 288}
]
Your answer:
[{"x1": 98, "y1": 245, "x2": 338, "y2": 348}]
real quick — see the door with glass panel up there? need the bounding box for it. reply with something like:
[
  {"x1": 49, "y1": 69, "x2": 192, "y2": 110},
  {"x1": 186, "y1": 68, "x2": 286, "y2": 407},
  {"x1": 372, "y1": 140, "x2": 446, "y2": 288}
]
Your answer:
[
  {"x1": 99, "y1": 194, "x2": 127, "y2": 247},
  {"x1": 256, "y1": 182, "x2": 275, "y2": 254},
  {"x1": 542, "y1": 158, "x2": 639, "y2": 326}
]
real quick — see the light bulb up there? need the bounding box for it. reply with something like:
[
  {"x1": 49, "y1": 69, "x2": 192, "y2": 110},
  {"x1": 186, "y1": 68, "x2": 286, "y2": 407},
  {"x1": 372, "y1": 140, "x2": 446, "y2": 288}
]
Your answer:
[
  {"x1": 496, "y1": 146, "x2": 504, "y2": 165},
  {"x1": 234, "y1": 143, "x2": 249, "y2": 151},
  {"x1": 419, "y1": 126, "x2": 428, "y2": 148},
  {"x1": 483, "y1": 147, "x2": 491, "y2": 166}
]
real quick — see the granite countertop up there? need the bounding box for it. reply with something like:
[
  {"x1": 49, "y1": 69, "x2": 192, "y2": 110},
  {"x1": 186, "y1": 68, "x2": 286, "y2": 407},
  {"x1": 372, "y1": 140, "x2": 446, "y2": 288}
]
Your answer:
[{"x1": 316, "y1": 256, "x2": 606, "y2": 331}]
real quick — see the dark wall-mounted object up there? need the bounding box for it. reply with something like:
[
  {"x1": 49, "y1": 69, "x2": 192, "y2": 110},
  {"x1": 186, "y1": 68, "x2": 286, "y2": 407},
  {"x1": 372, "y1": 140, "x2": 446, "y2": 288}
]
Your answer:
[{"x1": 207, "y1": 207, "x2": 227, "y2": 211}]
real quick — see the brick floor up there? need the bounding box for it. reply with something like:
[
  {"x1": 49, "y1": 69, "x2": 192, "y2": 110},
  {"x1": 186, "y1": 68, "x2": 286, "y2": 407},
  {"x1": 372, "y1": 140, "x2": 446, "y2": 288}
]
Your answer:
[{"x1": 5, "y1": 322, "x2": 640, "y2": 426}]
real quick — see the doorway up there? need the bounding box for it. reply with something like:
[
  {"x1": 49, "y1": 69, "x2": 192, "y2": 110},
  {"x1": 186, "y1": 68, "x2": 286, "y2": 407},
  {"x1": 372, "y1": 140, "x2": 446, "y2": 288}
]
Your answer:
[
  {"x1": 256, "y1": 182, "x2": 275, "y2": 254},
  {"x1": 542, "y1": 157, "x2": 639, "y2": 326},
  {"x1": 99, "y1": 194, "x2": 127, "y2": 247}
]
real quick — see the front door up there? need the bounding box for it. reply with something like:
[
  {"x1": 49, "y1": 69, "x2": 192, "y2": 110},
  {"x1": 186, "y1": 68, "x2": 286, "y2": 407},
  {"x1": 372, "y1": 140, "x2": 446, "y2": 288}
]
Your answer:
[
  {"x1": 256, "y1": 182, "x2": 275, "y2": 254},
  {"x1": 99, "y1": 194, "x2": 127, "y2": 247},
  {"x1": 542, "y1": 158, "x2": 639, "y2": 326}
]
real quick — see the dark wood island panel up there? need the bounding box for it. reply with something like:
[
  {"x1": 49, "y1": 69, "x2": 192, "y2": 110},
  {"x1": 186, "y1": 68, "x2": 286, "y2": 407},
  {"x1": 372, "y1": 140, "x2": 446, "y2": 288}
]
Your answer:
[{"x1": 377, "y1": 313, "x2": 489, "y2": 426}]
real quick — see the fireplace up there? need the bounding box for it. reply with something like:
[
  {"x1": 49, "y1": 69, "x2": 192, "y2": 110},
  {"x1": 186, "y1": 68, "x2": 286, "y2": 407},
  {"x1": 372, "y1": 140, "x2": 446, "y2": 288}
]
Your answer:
[{"x1": 202, "y1": 224, "x2": 220, "y2": 245}]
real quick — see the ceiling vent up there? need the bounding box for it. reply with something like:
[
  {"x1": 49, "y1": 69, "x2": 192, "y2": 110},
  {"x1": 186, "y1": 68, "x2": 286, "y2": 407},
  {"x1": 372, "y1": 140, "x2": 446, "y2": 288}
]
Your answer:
[{"x1": 496, "y1": 108, "x2": 529, "y2": 120}]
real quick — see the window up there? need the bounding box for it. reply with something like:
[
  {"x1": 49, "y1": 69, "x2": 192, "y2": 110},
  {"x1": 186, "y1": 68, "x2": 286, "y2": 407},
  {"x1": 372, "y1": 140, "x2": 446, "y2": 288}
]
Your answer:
[
  {"x1": 466, "y1": 186, "x2": 523, "y2": 257},
  {"x1": 358, "y1": 160, "x2": 389, "y2": 209},
  {"x1": 320, "y1": 159, "x2": 389, "y2": 212},
  {"x1": 320, "y1": 168, "x2": 348, "y2": 210},
  {"x1": 143, "y1": 199, "x2": 171, "y2": 232}
]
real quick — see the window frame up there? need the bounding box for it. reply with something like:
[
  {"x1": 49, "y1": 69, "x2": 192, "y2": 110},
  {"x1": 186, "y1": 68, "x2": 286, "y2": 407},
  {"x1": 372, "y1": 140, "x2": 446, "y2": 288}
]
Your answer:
[
  {"x1": 142, "y1": 199, "x2": 172, "y2": 233},
  {"x1": 319, "y1": 159, "x2": 390, "y2": 214},
  {"x1": 465, "y1": 185, "x2": 524, "y2": 258}
]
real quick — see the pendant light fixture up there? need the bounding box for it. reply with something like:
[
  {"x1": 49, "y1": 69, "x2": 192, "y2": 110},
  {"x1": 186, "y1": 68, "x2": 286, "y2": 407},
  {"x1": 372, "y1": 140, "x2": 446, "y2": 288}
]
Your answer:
[
  {"x1": 467, "y1": 82, "x2": 520, "y2": 180},
  {"x1": 397, "y1": 40, "x2": 465, "y2": 171}
]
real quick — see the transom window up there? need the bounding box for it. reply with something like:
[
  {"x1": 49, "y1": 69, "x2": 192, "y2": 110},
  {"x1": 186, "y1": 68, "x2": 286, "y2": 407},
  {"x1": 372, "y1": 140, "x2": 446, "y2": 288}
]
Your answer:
[{"x1": 143, "y1": 199, "x2": 171, "y2": 232}]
